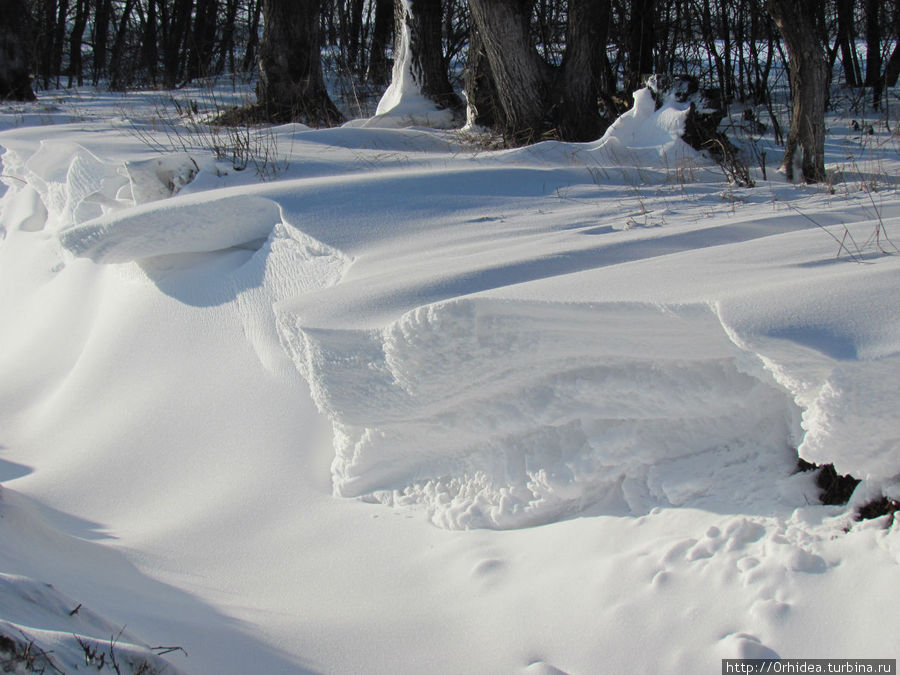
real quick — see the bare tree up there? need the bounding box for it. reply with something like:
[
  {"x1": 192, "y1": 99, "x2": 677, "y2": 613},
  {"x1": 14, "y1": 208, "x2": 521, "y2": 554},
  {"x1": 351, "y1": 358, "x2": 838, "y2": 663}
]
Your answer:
[
  {"x1": 768, "y1": 0, "x2": 828, "y2": 182},
  {"x1": 467, "y1": 0, "x2": 609, "y2": 143}
]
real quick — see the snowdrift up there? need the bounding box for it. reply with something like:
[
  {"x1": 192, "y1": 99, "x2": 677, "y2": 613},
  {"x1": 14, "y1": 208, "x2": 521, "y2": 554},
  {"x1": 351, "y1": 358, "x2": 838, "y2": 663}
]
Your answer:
[
  {"x1": 279, "y1": 299, "x2": 801, "y2": 528},
  {"x1": 2, "y1": 84, "x2": 900, "y2": 672}
]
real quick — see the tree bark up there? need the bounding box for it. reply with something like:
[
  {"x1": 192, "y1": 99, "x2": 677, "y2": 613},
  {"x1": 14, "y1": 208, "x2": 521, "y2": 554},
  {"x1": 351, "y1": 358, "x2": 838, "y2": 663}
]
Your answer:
[
  {"x1": 467, "y1": 0, "x2": 610, "y2": 143},
  {"x1": 768, "y1": 0, "x2": 828, "y2": 182},
  {"x1": 626, "y1": 0, "x2": 656, "y2": 91},
  {"x1": 558, "y1": 0, "x2": 609, "y2": 140},
  {"x1": 467, "y1": 0, "x2": 553, "y2": 142},
  {"x1": 257, "y1": 0, "x2": 343, "y2": 125},
  {"x1": 864, "y1": 0, "x2": 881, "y2": 86},
  {"x1": 0, "y1": 0, "x2": 36, "y2": 100},
  {"x1": 394, "y1": 0, "x2": 463, "y2": 111}
]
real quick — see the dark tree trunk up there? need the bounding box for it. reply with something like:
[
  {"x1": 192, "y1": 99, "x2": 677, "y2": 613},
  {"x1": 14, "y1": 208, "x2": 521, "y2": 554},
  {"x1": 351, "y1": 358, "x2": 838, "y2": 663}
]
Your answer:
[
  {"x1": 874, "y1": 2, "x2": 900, "y2": 107},
  {"x1": 0, "y1": 0, "x2": 36, "y2": 100},
  {"x1": 67, "y1": 0, "x2": 87, "y2": 86},
  {"x1": 464, "y1": 20, "x2": 499, "y2": 128},
  {"x1": 864, "y1": 0, "x2": 881, "y2": 86},
  {"x1": 768, "y1": 0, "x2": 828, "y2": 182},
  {"x1": 92, "y1": 0, "x2": 112, "y2": 85},
  {"x1": 162, "y1": 0, "x2": 193, "y2": 88},
  {"x1": 836, "y1": 0, "x2": 862, "y2": 86},
  {"x1": 109, "y1": 0, "x2": 137, "y2": 89},
  {"x1": 347, "y1": 0, "x2": 365, "y2": 73},
  {"x1": 257, "y1": 0, "x2": 343, "y2": 124},
  {"x1": 626, "y1": 0, "x2": 656, "y2": 91},
  {"x1": 468, "y1": 0, "x2": 553, "y2": 142},
  {"x1": 367, "y1": 0, "x2": 393, "y2": 84},
  {"x1": 397, "y1": 0, "x2": 463, "y2": 110},
  {"x1": 558, "y1": 0, "x2": 610, "y2": 141},
  {"x1": 141, "y1": 0, "x2": 159, "y2": 84},
  {"x1": 217, "y1": 0, "x2": 240, "y2": 75},
  {"x1": 467, "y1": 0, "x2": 610, "y2": 143}
]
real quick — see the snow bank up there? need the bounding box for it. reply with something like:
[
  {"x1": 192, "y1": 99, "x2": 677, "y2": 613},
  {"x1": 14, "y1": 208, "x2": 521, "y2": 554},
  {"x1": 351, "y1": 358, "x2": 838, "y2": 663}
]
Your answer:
[
  {"x1": 279, "y1": 298, "x2": 801, "y2": 529},
  {"x1": 718, "y1": 267, "x2": 900, "y2": 485}
]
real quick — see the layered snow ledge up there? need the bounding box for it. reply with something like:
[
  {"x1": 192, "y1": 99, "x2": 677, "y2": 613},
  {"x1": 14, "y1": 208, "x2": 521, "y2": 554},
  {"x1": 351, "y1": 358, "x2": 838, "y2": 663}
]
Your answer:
[{"x1": 279, "y1": 299, "x2": 802, "y2": 529}]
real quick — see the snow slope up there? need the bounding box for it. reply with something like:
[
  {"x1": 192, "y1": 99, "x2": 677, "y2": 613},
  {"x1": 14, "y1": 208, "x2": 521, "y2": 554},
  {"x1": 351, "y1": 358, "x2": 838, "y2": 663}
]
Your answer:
[{"x1": 1, "y1": 87, "x2": 899, "y2": 673}]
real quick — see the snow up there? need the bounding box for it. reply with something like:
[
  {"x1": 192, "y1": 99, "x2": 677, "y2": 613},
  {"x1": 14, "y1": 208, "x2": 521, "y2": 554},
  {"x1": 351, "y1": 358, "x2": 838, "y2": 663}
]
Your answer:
[{"x1": 1, "y1": 85, "x2": 899, "y2": 673}]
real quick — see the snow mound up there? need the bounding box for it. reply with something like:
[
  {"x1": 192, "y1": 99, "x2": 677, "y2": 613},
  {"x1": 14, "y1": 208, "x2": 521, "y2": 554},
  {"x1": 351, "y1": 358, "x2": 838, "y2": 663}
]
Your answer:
[
  {"x1": 279, "y1": 299, "x2": 801, "y2": 529},
  {"x1": 59, "y1": 192, "x2": 283, "y2": 263},
  {"x1": 589, "y1": 88, "x2": 696, "y2": 167}
]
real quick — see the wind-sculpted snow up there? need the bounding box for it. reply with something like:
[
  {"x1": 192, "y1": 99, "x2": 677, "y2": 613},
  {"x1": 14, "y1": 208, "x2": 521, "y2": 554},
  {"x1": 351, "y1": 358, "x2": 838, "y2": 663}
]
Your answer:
[
  {"x1": 59, "y1": 193, "x2": 283, "y2": 262},
  {"x1": 0, "y1": 141, "x2": 130, "y2": 233},
  {"x1": 279, "y1": 299, "x2": 802, "y2": 529}
]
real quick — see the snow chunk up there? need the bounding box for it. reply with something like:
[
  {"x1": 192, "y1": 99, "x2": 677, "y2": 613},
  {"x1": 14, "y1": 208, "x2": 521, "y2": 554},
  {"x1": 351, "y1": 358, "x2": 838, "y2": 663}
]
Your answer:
[
  {"x1": 0, "y1": 142, "x2": 130, "y2": 233},
  {"x1": 279, "y1": 299, "x2": 801, "y2": 529},
  {"x1": 125, "y1": 153, "x2": 199, "y2": 204}
]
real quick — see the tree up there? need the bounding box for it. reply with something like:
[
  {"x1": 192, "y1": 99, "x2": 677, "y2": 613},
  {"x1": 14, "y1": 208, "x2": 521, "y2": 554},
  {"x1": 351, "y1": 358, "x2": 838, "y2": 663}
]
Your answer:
[
  {"x1": 0, "y1": 0, "x2": 36, "y2": 100},
  {"x1": 767, "y1": 0, "x2": 828, "y2": 182},
  {"x1": 367, "y1": 0, "x2": 394, "y2": 84},
  {"x1": 626, "y1": 0, "x2": 656, "y2": 92},
  {"x1": 256, "y1": 0, "x2": 343, "y2": 124},
  {"x1": 467, "y1": 0, "x2": 609, "y2": 143},
  {"x1": 394, "y1": 0, "x2": 462, "y2": 110}
]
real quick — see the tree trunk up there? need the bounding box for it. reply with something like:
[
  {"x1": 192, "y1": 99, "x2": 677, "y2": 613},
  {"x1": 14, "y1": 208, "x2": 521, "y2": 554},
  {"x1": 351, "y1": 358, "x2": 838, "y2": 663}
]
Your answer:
[
  {"x1": 187, "y1": 0, "x2": 218, "y2": 81},
  {"x1": 464, "y1": 20, "x2": 499, "y2": 129},
  {"x1": 367, "y1": 0, "x2": 393, "y2": 84},
  {"x1": 52, "y1": 0, "x2": 69, "y2": 88},
  {"x1": 0, "y1": 0, "x2": 36, "y2": 100},
  {"x1": 768, "y1": 0, "x2": 827, "y2": 183},
  {"x1": 836, "y1": 0, "x2": 862, "y2": 86},
  {"x1": 242, "y1": 0, "x2": 262, "y2": 73},
  {"x1": 92, "y1": 0, "x2": 111, "y2": 85},
  {"x1": 141, "y1": 0, "x2": 159, "y2": 84},
  {"x1": 68, "y1": 0, "x2": 87, "y2": 86},
  {"x1": 257, "y1": 0, "x2": 343, "y2": 124},
  {"x1": 162, "y1": 0, "x2": 193, "y2": 88},
  {"x1": 558, "y1": 0, "x2": 609, "y2": 141},
  {"x1": 864, "y1": 0, "x2": 881, "y2": 86},
  {"x1": 396, "y1": 0, "x2": 462, "y2": 110},
  {"x1": 468, "y1": 0, "x2": 553, "y2": 142},
  {"x1": 468, "y1": 0, "x2": 610, "y2": 144},
  {"x1": 109, "y1": 0, "x2": 137, "y2": 90},
  {"x1": 626, "y1": 0, "x2": 656, "y2": 91}
]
